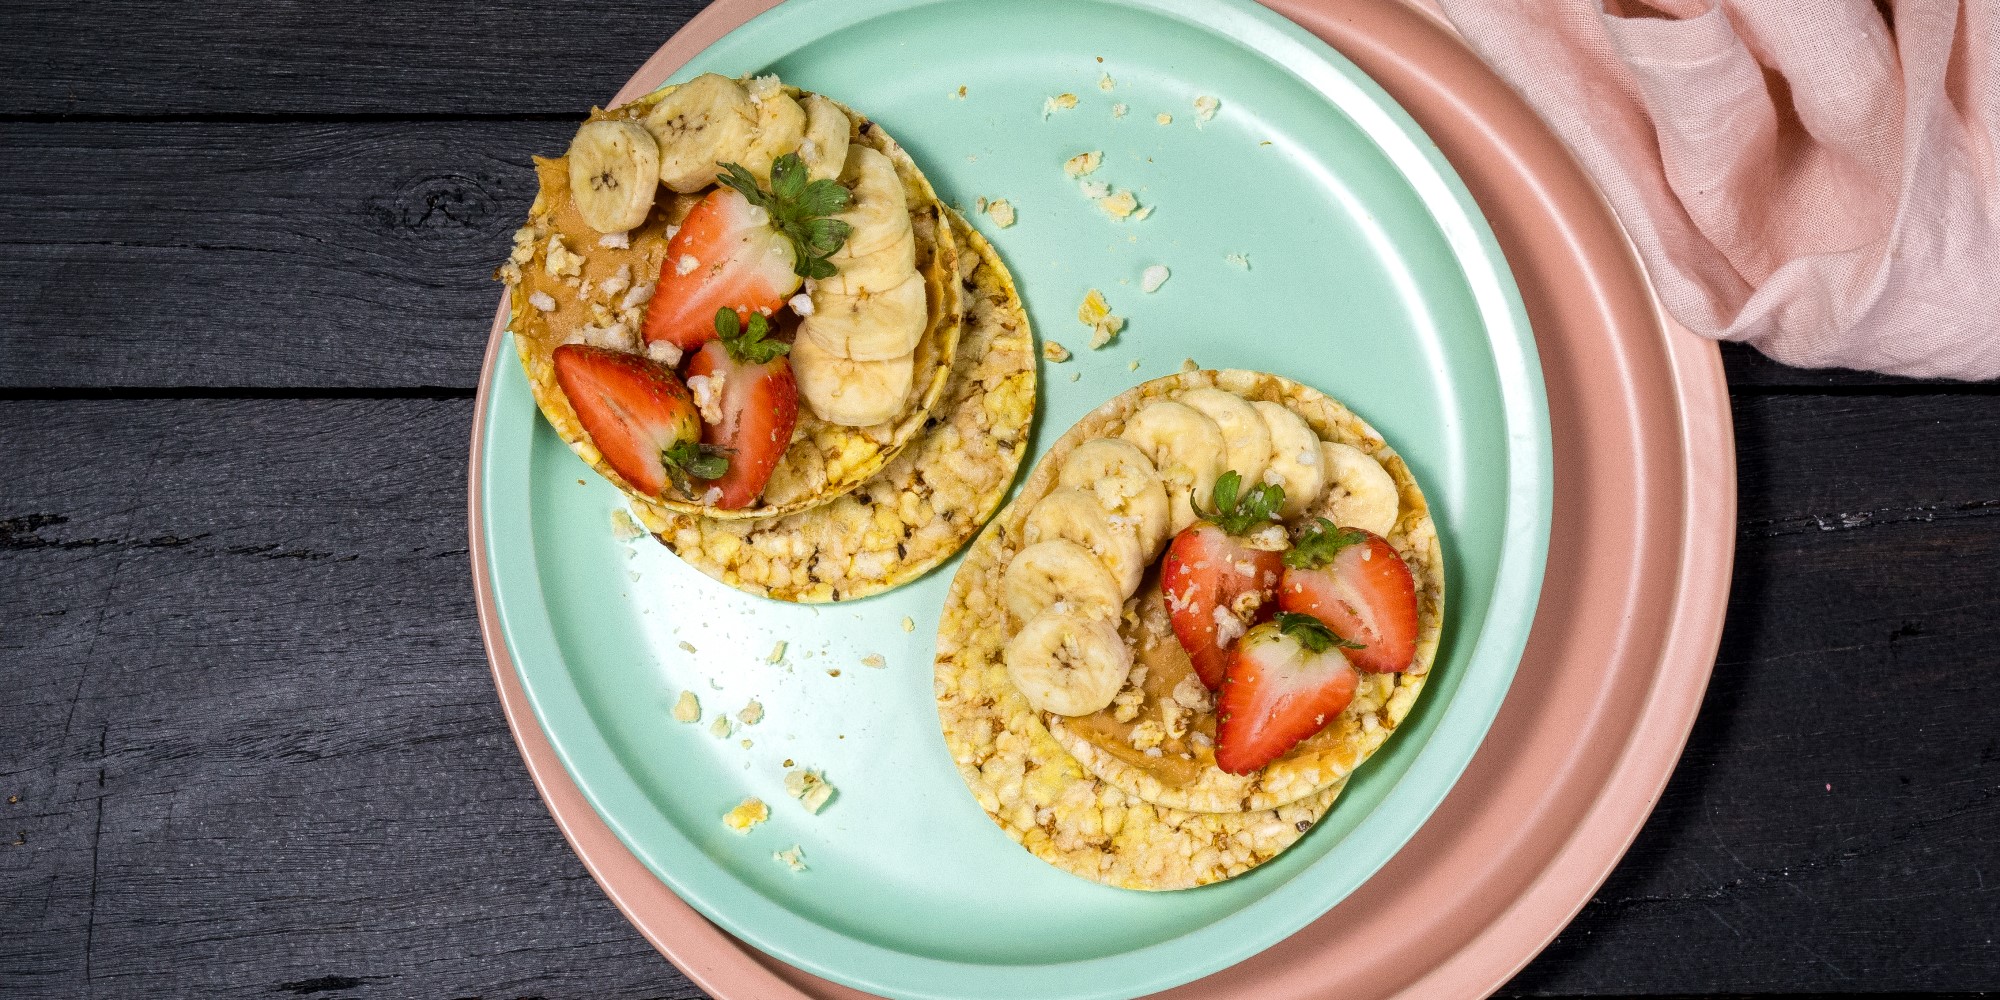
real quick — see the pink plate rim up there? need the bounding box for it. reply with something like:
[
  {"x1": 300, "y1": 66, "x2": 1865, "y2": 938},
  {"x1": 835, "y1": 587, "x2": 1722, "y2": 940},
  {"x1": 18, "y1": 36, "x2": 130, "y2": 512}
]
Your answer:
[{"x1": 465, "y1": 0, "x2": 1735, "y2": 996}]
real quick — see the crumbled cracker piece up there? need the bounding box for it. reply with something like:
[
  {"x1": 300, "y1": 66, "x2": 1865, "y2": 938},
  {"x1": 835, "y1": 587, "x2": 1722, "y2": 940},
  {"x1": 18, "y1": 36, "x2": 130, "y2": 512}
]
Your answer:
[
  {"x1": 1078, "y1": 289, "x2": 1127, "y2": 349},
  {"x1": 671, "y1": 690, "x2": 701, "y2": 723},
  {"x1": 861, "y1": 653, "x2": 887, "y2": 669},
  {"x1": 1181, "y1": 358, "x2": 1200, "y2": 372},
  {"x1": 774, "y1": 845, "x2": 808, "y2": 872},
  {"x1": 609, "y1": 507, "x2": 645, "y2": 541},
  {"x1": 1142, "y1": 265, "x2": 1170, "y2": 293},
  {"x1": 1098, "y1": 191, "x2": 1140, "y2": 219},
  {"x1": 1194, "y1": 95, "x2": 1220, "y2": 123},
  {"x1": 766, "y1": 641, "x2": 788, "y2": 664},
  {"x1": 951, "y1": 85, "x2": 968, "y2": 100},
  {"x1": 1128, "y1": 359, "x2": 1141, "y2": 371},
  {"x1": 740, "y1": 739, "x2": 753, "y2": 749},
  {"x1": 678, "y1": 640, "x2": 697, "y2": 654},
  {"x1": 1078, "y1": 179, "x2": 1111, "y2": 199},
  {"x1": 901, "y1": 616, "x2": 916, "y2": 633},
  {"x1": 1064, "y1": 150, "x2": 1104, "y2": 177},
  {"x1": 1069, "y1": 371, "x2": 1081, "y2": 382},
  {"x1": 709, "y1": 715, "x2": 734, "y2": 739},
  {"x1": 1226, "y1": 252, "x2": 1252, "y2": 270},
  {"x1": 543, "y1": 234, "x2": 584, "y2": 279},
  {"x1": 1042, "y1": 340, "x2": 1072, "y2": 363},
  {"x1": 738, "y1": 699, "x2": 764, "y2": 726},
  {"x1": 985, "y1": 199, "x2": 1017, "y2": 228},
  {"x1": 1042, "y1": 93, "x2": 1078, "y2": 118},
  {"x1": 1112, "y1": 102, "x2": 1129, "y2": 118},
  {"x1": 1132, "y1": 205, "x2": 1154, "y2": 222},
  {"x1": 1129, "y1": 719, "x2": 1167, "y2": 752},
  {"x1": 528, "y1": 291, "x2": 557, "y2": 313},
  {"x1": 723, "y1": 797, "x2": 769, "y2": 833},
  {"x1": 1157, "y1": 113, "x2": 1173, "y2": 125},
  {"x1": 1099, "y1": 73, "x2": 1115, "y2": 91},
  {"x1": 784, "y1": 768, "x2": 836, "y2": 813}
]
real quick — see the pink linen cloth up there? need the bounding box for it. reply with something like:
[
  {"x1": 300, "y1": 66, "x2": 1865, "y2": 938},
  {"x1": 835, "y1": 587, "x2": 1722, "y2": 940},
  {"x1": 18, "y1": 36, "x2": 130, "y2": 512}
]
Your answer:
[{"x1": 1428, "y1": 0, "x2": 2000, "y2": 380}]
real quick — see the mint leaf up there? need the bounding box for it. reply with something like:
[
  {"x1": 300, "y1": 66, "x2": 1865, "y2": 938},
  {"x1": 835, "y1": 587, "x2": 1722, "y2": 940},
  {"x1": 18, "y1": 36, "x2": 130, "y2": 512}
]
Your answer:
[{"x1": 1193, "y1": 470, "x2": 1284, "y2": 536}]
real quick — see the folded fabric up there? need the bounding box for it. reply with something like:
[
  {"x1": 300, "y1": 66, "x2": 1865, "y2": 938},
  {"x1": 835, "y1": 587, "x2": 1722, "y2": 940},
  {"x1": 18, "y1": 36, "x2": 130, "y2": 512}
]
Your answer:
[{"x1": 1433, "y1": 0, "x2": 2000, "y2": 380}]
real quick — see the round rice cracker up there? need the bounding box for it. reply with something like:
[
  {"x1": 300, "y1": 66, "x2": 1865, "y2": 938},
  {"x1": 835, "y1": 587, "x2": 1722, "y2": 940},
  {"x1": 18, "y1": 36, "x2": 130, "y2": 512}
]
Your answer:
[
  {"x1": 938, "y1": 512, "x2": 1345, "y2": 891},
  {"x1": 1003, "y1": 370, "x2": 1444, "y2": 815},
  {"x1": 633, "y1": 210, "x2": 1036, "y2": 602},
  {"x1": 503, "y1": 84, "x2": 963, "y2": 522}
]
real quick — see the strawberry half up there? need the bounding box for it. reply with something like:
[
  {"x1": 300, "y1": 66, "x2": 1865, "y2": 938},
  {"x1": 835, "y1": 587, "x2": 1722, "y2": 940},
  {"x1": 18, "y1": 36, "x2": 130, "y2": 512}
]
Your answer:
[
  {"x1": 1214, "y1": 612, "x2": 1362, "y2": 775},
  {"x1": 643, "y1": 154, "x2": 852, "y2": 352},
  {"x1": 552, "y1": 344, "x2": 726, "y2": 499},
  {"x1": 1277, "y1": 519, "x2": 1419, "y2": 673},
  {"x1": 1161, "y1": 471, "x2": 1288, "y2": 690},
  {"x1": 682, "y1": 309, "x2": 799, "y2": 510}
]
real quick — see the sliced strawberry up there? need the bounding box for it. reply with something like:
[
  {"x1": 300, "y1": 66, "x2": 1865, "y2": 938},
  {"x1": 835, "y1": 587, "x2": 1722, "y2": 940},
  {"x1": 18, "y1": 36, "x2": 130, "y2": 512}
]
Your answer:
[
  {"x1": 642, "y1": 187, "x2": 800, "y2": 351},
  {"x1": 1161, "y1": 471, "x2": 1288, "y2": 689},
  {"x1": 642, "y1": 154, "x2": 854, "y2": 352},
  {"x1": 552, "y1": 344, "x2": 721, "y2": 499},
  {"x1": 1277, "y1": 519, "x2": 1419, "y2": 673},
  {"x1": 1214, "y1": 613, "x2": 1362, "y2": 775},
  {"x1": 682, "y1": 310, "x2": 799, "y2": 510}
]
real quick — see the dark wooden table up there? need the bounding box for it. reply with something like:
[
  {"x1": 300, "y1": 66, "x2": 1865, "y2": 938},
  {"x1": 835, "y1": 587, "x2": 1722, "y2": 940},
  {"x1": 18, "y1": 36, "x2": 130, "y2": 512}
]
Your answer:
[{"x1": 4, "y1": 2, "x2": 1997, "y2": 997}]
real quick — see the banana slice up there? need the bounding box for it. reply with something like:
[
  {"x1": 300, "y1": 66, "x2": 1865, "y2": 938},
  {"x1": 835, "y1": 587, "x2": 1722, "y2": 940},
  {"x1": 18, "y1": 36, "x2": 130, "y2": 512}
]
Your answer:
[
  {"x1": 1177, "y1": 387, "x2": 1272, "y2": 487},
  {"x1": 566, "y1": 120, "x2": 662, "y2": 234},
  {"x1": 1057, "y1": 438, "x2": 1173, "y2": 561},
  {"x1": 820, "y1": 228, "x2": 917, "y2": 296},
  {"x1": 1320, "y1": 442, "x2": 1400, "y2": 537},
  {"x1": 1005, "y1": 609, "x2": 1133, "y2": 717},
  {"x1": 1252, "y1": 401, "x2": 1327, "y2": 519},
  {"x1": 1023, "y1": 488, "x2": 1148, "y2": 598},
  {"x1": 643, "y1": 73, "x2": 760, "y2": 193},
  {"x1": 738, "y1": 81, "x2": 807, "y2": 181},
  {"x1": 1120, "y1": 400, "x2": 1228, "y2": 536},
  {"x1": 797, "y1": 94, "x2": 852, "y2": 182},
  {"x1": 791, "y1": 331, "x2": 915, "y2": 427},
  {"x1": 1001, "y1": 539, "x2": 1124, "y2": 625},
  {"x1": 834, "y1": 146, "x2": 913, "y2": 258},
  {"x1": 797, "y1": 273, "x2": 927, "y2": 361}
]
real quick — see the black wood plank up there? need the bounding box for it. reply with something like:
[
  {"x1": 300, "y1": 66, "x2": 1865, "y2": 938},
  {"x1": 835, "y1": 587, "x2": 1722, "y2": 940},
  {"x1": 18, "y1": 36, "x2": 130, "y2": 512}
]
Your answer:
[
  {"x1": 3, "y1": 393, "x2": 1998, "y2": 996},
  {"x1": 6, "y1": 121, "x2": 1993, "y2": 393},
  {"x1": 2, "y1": 0, "x2": 706, "y2": 117}
]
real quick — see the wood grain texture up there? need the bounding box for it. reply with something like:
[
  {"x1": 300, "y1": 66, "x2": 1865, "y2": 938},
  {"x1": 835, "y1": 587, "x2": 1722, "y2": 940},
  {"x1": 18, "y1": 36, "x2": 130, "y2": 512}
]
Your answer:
[
  {"x1": 2, "y1": 395, "x2": 1997, "y2": 997},
  {"x1": 1, "y1": 0, "x2": 705, "y2": 117}
]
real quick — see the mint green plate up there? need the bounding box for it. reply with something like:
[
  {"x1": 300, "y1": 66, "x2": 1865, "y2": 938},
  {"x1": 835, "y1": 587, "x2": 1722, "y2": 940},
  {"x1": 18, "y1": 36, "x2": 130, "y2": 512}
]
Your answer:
[{"x1": 479, "y1": 0, "x2": 1549, "y2": 997}]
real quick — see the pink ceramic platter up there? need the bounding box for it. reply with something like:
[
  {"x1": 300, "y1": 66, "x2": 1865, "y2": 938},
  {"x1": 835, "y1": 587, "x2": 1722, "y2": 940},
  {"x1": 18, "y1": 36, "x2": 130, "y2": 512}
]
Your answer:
[{"x1": 467, "y1": 0, "x2": 1736, "y2": 996}]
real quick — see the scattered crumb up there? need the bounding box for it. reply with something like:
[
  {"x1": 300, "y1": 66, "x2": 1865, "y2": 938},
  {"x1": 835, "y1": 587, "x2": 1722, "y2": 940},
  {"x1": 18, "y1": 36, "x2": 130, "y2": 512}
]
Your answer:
[
  {"x1": 528, "y1": 291, "x2": 557, "y2": 312},
  {"x1": 901, "y1": 616, "x2": 916, "y2": 633},
  {"x1": 1142, "y1": 264, "x2": 1171, "y2": 293},
  {"x1": 1132, "y1": 205, "x2": 1154, "y2": 222},
  {"x1": 861, "y1": 653, "x2": 887, "y2": 669},
  {"x1": 1260, "y1": 140, "x2": 1273, "y2": 146},
  {"x1": 678, "y1": 640, "x2": 697, "y2": 654},
  {"x1": 1064, "y1": 150, "x2": 1104, "y2": 177},
  {"x1": 1129, "y1": 359, "x2": 1141, "y2": 371},
  {"x1": 709, "y1": 715, "x2": 734, "y2": 739},
  {"x1": 1112, "y1": 102, "x2": 1129, "y2": 118},
  {"x1": 740, "y1": 738, "x2": 753, "y2": 749},
  {"x1": 985, "y1": 199, "x2": 1017, "y2": 228},
  {"x1": 738, "y1": 700, "x2": 764, "y2": 726},
  {"x1": 785, "y1": 769, "x2": 837, "y2": 813},
  {"x1": 1157, "y1": 113, "x2": 1173, "y2": 125},
  {"x1": 1225, "y1": 252, "x2": 1252, "y2": 270},
  {"x1": 951, "y1": 85, "x2": 967, "y2": 100},
  {"x1": 1078, "y1": 179, "x2": 1111, "y2": 199},
  {"x1": 1069, "y1": 371, "x2": 1081, "y2": 382},
  {"x1": 1097, "y1": 191, "x2": 1140, "y2": 219},
  {"x1": 672, "y1": 690, "x2": 701, "y2": 723},
  {"x1": 1194, "y1": 95, "x2": 1220, "y2": 123},
  {"x1": 1078, "y1": 289, "x2": 1127, "y2": 348},
  {"x1": 627, "y1": 570, "x2": 641, "y2": 583},
  {"x1": 766, "y1": 640, "x2": 788, "y2": 664},
  {"x1": 1182, "y1": 358, "x2": 1200, "y2": 372},
  {"x1": 827, "y1": 668, "x2": 841, "y2": 677},
  {"x1": 1043, "y1": 340, "x2": 1072, "y2": 363},
  {"x1": 723, "y1": 797, "x2": 769, "y2": 833},
  {"x1": 975, "y1": 196, "x2": 987, "y2": 212},
  {"x1": 1099, "y1": 73, "x2": 1115, "y2": 91},
  {"x1": 1042, "y1": 93, "x2": 1079, "y2": 118},
  {"x1": 774, "y1": 845, "x2": 808, "y2": 872},
  {"x1": 783, "y1": 758, "x2": 795, "y2": 768}
]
